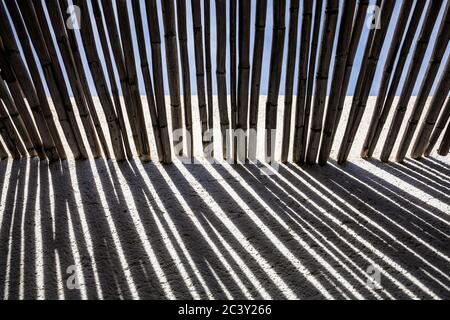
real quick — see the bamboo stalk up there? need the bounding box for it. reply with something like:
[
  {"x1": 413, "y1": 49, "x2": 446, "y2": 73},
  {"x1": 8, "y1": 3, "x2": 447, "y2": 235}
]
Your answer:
[
  {"x1": 318, "y1": 0, "x2": 357, "y2": 165},
  {"x1": 236, "y1": 0, "x2": 251, "y2": 162},
  {"x1": 265, "y1": 0, "x2": 286, "y2": 163},
  {"x1": 364, "y1": 0, "x2": 425, "y2": 159},
  {"x1": 191, "y1": 0, "x2": 208, "y2": 153},
  {"x1": 280, "y1": 0, "x2": 299, "y2": 163},
  {"x1": 161, "y1": 0, "x2": 184, "y2": 157},
  {"x1": 115, "y1": 0, "x2": 150, "y2": 160},
  {"x1": 204, "y1": 0, "x2": 214, "y2": 157},
  {"x1": 0, "y1": 115, "x2": 20, "y2": 159},
  {"x1": 425, "y1": 97, "x2": 450, "y2": 156},
  {"x1": 230, "y1": 0, "x2": 237, "y2": 160},
  {"x1": 248, "y1": 0, "x2": 267, "y2": 161},
  {"x1": 396, "y1": 1, "x2": 450, "y2": 162},
  {"x1": 0, "y1": 98, "x2": 26, "y2": 157},
  {"x1": 305, "y1": 0, "x2": 340, "y2": 164},
  {"x1": 0, "y1": 137, "x2": 8, "y2": 160},
  {"x1": 410, "y1": 58, "x2": 450, "y2": 159},
  {"x1": 215, "y1": 0, "x2": 230, "y2": 159},
  {"x1": 91, "y1": 0, "x2": 132, "y2": 159},
  {"x1": 176, "y1": 0, "x2": 194, "y2": 160},
  {"x1": 298, "y1": 0, "x2": 323, "y2": 164},
  {"x1": 130, "y1": 0, "x2": 164, "y2": 161},
  {"x1": 292, "y1": 0, "x2": 312, "y2": 163},
  {"x1": 338, "y1": 0, "x2": 395, "y2": 164},
  {"x1": 5, "y1": 0, "x2": 66, "y2": 160},
  {"x1": 380, "y1": 0, "x2": 443, "y2": 162},
  {"x1": 17, "y1": 0, "x2": 84, "y2": 159},
  {"x1": 437, "y1": 108, "x2": 450, "y2": 156}
]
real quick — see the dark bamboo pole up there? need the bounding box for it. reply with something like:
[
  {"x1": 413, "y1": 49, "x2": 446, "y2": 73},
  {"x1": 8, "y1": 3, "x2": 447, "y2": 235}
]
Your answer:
[
  {"x1": 248, "y1": 0, "x2": 267, "y2": 161},
  {"x1": 216, "y1": 0, "x2": 230, "y2": 159},
  {"x1": 425, "y1": 97, "x2": 450, "y2": 156},
  {"x1": 0, "y1": 137, "x2": 8, "y2": 160},
  {"x1": 380, "y1": 0, "x2": 443, "y2": 162},
  {"x1": 130, "y1": 0, "x2": 164, "y2": 161},
  {"x1": 115, "y1": 0, "x2": 151, "y2": 160},
  {"x1": 292, "y1": 0, "x2": 312, "y2": 163},
  {"x1": 411, "y1": 58, "x2": 450, "y2": 159},
  {"x1": 0, "y1": 112, "x2": 21, "y2": 159},
  {"x1": 41, "y1": 0, "x2": 101, "y2": 159},
  {"x1": 338, "y1": 0, "x2": 396, "y2": 164},
  {"x1": 5, "y1": 0, "x2": 66, "y2": 159},
  {"x1": 265, "y1": 0, "x2": 286, "y2": 163},
  {"x1": 161, "y1": 0, "x2": 184, "y2": 157},
  {"x1": 0, "y1": 98, "x2": 26, "y2": 157},
  {"x1": 0, "y1": 76, "x2": 36, "y2": 156},
  {"x1": 364, "y1": 0, "x2": 425, "y2": 159},
  {"x1": 298, "y1": 0, "x2": 323, "y2": 163},
  {"x1": 91, "y1": 0, "x2": 132, "y2": 159},
  {"x1": 176, "y1": 0, "x2": 194, "y2": 160},
  {"x1": 362, "y1": 0, "x2": 424, "y2": 159},
  {"x1": 191, "y1": 0, "x2": 208, "y2": 153},
  {"x1": 230, "y1": 0, "x2": 237, "y2": 160},
  {"x1": 437, "y1": 109, "x2": 450, "y2": 156},
  {"x1": 318, "y1": 0, "x2": 357, "y2": 165},
  {"x1": 145, "y1": 0, "x2": 172, "y2": 164},
  {"x1": 69, "y1": 0, "x2": 127, "y2": 161},
  {"x1": 236, "y1": 0, "x2": 251, "y2": 162},
  {"x1": 17, "y1": 0, "x2": 84, "y2": 159},
  {"x1": 305, "y1": 0, "x2": 340, "y2": 164},
  {"x1": 396, "y1": 1, "x2": 450, "y2": 162},
  {"x1": 280, "y1": 0, "x2": 299, "y2": 163},
  {"x1": 204, "y1": 0, "x2": 214, "y2": 157}
]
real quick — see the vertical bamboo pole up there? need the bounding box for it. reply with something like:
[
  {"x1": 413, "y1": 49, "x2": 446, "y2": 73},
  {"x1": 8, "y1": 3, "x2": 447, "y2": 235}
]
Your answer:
[
  {"x1": 305, "y1": 0, "x2": 340, "y2": 164},
  {"x1": 216, "y1": 0, "x2": 230, "y2": 159},
  {"x1": 236, "y1": 0, "x2": 251, "y2": 162},
  {"x1": 363, "y1": 0, "x2": 425, "y2": 159},
  {"x1": 204, "y1": 0, "x2": 214, "y2": 157},
  {"x1": 248, "y1": 0, "x2": 267, "y2": 161},
  {"x1": 265, "y1": 0, "x2": 286, "y2": 163},
  {"x1": 0, "y1": 138, "x2": 8, "y2": 160},
  {"x1": 0, "y1": 98, "x2": 26, "y2": 157},
  {"x1": 437, "y1": 111, "x2": 450, "y2": 156},
  {"x1": 191, "y1": 0, "x2": 208, "y2": 153},
  {"x1": 130, "y1": 0, "x2": 164, "y2": 161},
  {"x1": 292, "y1": 0, "x2": 312, "y2": 163},
  {"x1": 380, "y1": 0, "x2": 443, "y2": 162},
  {"x1": 318, "y1": 0, "x2": 356, "y2": 165},
  {"x1": 425, "y1": 97, "x2": 450, "y2": 156},
  {"x1": 0, "y1": 111, "x2": 21, "y2": 159},
  {"x1": 396, "y1": 1, "x2": 450, "y2": 162},
  {"x1": 145, "y1": 0, "x2": 172, "y2": 164},
  {"x1": 280, "y1": 0, "x2": 299, "y2": 163},
  {"x1": 176, "y1": 0, "x2": 194, "y2": 160},
  {"x1": 410, "y1": 58, "x2": 450, "y2": 159},
  {"x1": 230, "y1": 0, "x2": 237, "y2": 160}
]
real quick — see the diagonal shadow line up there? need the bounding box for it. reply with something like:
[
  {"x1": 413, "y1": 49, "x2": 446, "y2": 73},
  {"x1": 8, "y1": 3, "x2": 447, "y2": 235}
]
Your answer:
[
  {"x1": 412, "y1": 158, "x2": 450, "y2": 182},
  {"x1": 423, "y1": 157, "x2": 450, "y2": 173}
]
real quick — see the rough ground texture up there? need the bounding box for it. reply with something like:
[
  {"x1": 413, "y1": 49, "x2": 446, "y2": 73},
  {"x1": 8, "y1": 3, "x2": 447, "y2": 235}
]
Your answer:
[{"x1": 0, "y1": 97, "x2": 449, "y2": 300}]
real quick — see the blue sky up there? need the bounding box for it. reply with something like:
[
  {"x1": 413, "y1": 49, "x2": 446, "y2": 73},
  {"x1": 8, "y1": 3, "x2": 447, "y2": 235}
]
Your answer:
[{"x1": 8, "y1": 0, "x2": 450, "y2": 98}]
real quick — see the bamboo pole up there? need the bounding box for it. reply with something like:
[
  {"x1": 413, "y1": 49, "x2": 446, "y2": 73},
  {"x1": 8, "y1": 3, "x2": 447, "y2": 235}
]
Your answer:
[
  {"x1": 396, "y1": 1, "x2": 450, "y2": 162},
  {"x1": 318, "y1": 0, "x2": 357, "y2": 165},
  {"x1": 425, "y1": 97, "x2": 450, "y2": 156},
  {"x1": 0, "y1": 115, "x2": 20, "y2": 159},
  {"x1": 176, "y1": 0, "x2": 194, "y2": 160},
  {"x1": 338, "y1": 0, "x2": 395, "y2": 164},
  {"x1": 17, "y1": 0, "x2": 84, "y2": 159},
  {"x1": 91, "y1": 0, "x2": 132, "y2": 159},
  {"x1": 115, "y1": 0, "x2": 151, "y2": 160},
  {"x1": 41, "y1": 0, "x2": 101, "y2": 159},
  {"x1": 191, "y1": 0, "x2": 208, "y2": 154},
  {"x1": 280, "y1": 0, "x2": 299, "y2": 163},
  {"x1": 130, "y1": 0, "x2": 164, "y2": 161},
  {"x1": 437, "y1": 109, "x2": 450, "y2": 156},
  {"x1": 145, "y1": 0, "x2": 172, "y2": 164},
  {"x1": 380, "y1": 0, "x2": 443, "y2": 162},
  {"x1": 362, "y1": 0, "x2": 425, "y2": 159},
  {"x1": 236, "y1": 0, "x2": 251, "y2": 162},
  {"x1": 0, "y1": 137, "x2": 8, "y2": 160},
  {"x1": 410, "y1": 58, "x2": 450, "y2": 159},
  {"x1": 5, "y1": 0, "x2": 66, "y2": 159},
  {"x1": 0, "y1": 98, "x2": 26, "y2": 157},
  {"x1": 215, "y1": 0, "x2": 230, "y2": 159},
  {"x1": 204, "y1": 0, "x2": 214, "y2": 157},
  {"x1": 265, "y1": 0, "x2": 286, "y2": 163},
  {"x1": 298, "y1": 0, "x2": 323, "y2": 164},
  {"x1": 292, "y1": 0, "x2": 312, "y2": 163},
  {"x1": 230, "y1": 0, "x2": 237, "y2": 160},
  {"x1": 248, "y1": 0, "x2": 267, "y2": 162},
  {"x1": 161, "y1": 0, "x2": 184, "y2": 157},
  {"x1": 305, "y1": 0, "x2": 340, "y2": 164},
  {"x1": 363, "y1": 0, "x2": 425, "y2": 159}
]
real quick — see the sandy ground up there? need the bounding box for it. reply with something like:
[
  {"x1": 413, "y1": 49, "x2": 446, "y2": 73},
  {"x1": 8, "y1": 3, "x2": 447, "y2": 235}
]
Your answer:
[{"x1": 0, "y1": 96, "x2": 449, "y2": 300}]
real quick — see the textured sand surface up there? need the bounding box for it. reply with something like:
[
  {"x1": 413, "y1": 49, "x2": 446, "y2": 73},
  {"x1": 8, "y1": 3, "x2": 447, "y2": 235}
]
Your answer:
[{"x1": 0, "y1": 97, "x2": 449, "y2": 299}]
